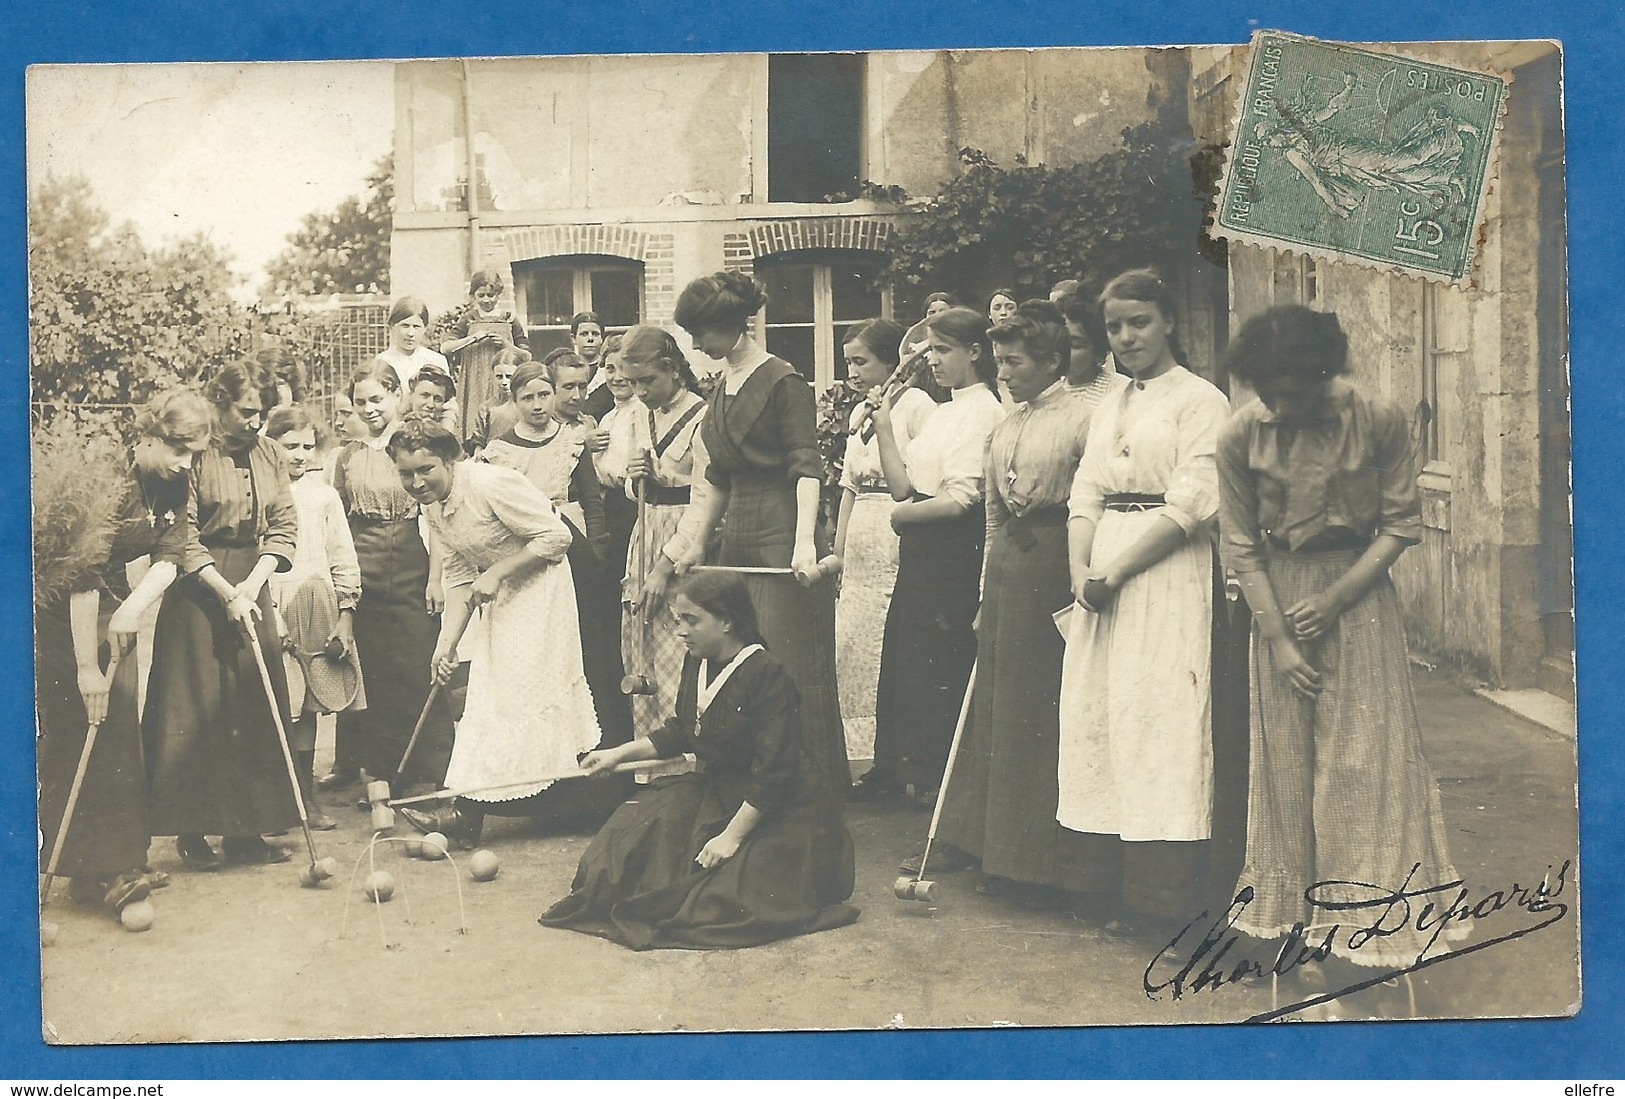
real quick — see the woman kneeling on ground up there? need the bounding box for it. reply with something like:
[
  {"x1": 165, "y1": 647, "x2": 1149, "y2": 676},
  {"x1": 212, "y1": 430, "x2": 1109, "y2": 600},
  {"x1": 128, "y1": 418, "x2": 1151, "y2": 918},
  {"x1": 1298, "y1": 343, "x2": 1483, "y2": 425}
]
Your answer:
[{"x1": 540, "y1": 572, "x2": 859, "y2": 950}]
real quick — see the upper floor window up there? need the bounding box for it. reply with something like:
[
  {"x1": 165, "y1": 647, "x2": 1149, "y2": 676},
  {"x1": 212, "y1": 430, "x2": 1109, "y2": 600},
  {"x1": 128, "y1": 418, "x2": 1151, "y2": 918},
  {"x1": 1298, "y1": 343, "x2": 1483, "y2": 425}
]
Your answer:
[
  {"x1": 514, "y1": 257, "x2": 642, "y2": 359},
  {"x1": 768, "y1": 54, "x2": 864, "y2": 204}
]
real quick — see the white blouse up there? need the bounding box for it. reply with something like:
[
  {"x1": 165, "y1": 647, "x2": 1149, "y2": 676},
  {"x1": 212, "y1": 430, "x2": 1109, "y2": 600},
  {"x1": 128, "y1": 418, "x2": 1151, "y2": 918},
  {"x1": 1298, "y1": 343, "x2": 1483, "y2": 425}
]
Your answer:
[
  {"x1": 422, "y1": 461, "x2": 574, "y2": 589},
  {"x1": 1068, "y1": 365, "x2": 1230, "y2": 536},
  {"x1": 903, "y1": 385, "x2": 1007, "y2": 507},
  {"x1": 840, "y1": 387, "x2": 936, "y2": 495}
]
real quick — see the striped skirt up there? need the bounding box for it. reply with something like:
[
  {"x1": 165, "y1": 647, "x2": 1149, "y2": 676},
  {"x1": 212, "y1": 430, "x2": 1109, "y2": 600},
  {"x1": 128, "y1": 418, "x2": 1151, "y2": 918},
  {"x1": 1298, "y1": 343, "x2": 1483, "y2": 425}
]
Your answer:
[{"x1": 1231, "y1": 548, "x2": 1465, "y2": 968}]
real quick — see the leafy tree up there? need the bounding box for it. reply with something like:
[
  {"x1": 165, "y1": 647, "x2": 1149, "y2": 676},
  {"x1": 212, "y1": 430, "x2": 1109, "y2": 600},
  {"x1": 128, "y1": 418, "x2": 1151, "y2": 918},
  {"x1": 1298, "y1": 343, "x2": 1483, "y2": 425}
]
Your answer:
[
  {"x1": 262, "y1": 153, "x2": 393, "y2": 299},
  {"x1": 28, "y1": 173, "x2": 253, "y2": 425}
]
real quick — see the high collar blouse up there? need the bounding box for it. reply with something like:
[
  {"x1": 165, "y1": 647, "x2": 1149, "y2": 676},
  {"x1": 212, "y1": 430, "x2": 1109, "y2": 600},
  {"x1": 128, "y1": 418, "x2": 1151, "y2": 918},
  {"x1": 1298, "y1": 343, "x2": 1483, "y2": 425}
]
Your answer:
[
  {"x1": 1215, "y1": 380, "x2": 1424, "y2": 574},
  {"x1": 902, "y1": 384, "x2": 1006, "y2": 508},
  {"x1": 987, "y1": 373, "x2": 1127, "y2": 528},
  {"x1": 334, "y1": 428, "x2": 420, "y2": 522},
  {"x1": 422, "y1": 460, "x2": 574, "y2": 589},
  {"x1": 1067, "y1": 365, "x2": 1230, "y2": 537}
]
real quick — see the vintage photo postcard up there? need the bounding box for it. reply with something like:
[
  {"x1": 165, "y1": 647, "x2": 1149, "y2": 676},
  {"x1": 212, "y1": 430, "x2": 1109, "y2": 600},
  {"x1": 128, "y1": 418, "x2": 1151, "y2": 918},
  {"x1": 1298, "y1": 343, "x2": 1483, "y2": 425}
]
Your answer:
[{"x1": 25, "y1": 38, "x2": 1577, "y2": 1044}]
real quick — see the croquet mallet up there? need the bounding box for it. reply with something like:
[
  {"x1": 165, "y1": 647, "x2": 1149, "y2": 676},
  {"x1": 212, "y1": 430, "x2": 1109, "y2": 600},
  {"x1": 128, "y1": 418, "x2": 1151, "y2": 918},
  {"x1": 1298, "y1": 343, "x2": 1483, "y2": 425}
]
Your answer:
[
  {"x1": 689, "y1": 555, "x2": 843, "y2": 581},
  {"x1": 394, "y1": 607, "x2": 476, "y2": 781},
  {"x1": 240, "y1": 620, "x2": 331, "y2": 885},
  {"x1": 40, "y1": 647, "x2": 122, "y2": 905},
  {"x1": 621, "y1": 457, "x2": 655, "y2": 696},
  {"x1": 894, "y1": 660, "x2": 977, "y2": 905}
]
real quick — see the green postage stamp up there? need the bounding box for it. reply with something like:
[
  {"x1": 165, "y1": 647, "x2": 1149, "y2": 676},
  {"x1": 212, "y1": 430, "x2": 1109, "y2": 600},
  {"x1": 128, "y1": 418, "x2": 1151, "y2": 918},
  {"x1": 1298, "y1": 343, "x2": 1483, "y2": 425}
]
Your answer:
[{"x1": 1211, "y1": 31, "x2": 1510, "y2": 282}]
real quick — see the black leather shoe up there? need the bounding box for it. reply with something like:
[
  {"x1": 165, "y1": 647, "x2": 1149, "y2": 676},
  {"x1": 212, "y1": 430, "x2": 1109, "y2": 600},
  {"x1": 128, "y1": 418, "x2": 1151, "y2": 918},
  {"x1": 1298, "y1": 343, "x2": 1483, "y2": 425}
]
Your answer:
[
  {"x1": 103, "y1": 871, "x2": 151, "y2": 912},
  {"x1": 850, "y1": 768, "x2": 901, "y2": 803},
  {"x1": 176, "y1": 835, "x2": 223, "y2": 872}
]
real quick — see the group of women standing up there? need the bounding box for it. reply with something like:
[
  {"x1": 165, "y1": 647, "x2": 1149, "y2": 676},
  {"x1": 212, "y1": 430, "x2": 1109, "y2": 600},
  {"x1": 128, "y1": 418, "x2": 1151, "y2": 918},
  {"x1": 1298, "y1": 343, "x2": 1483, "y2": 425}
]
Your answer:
[{"x1": 38, "y1": 261, "x2": 1462, "y2": 983}]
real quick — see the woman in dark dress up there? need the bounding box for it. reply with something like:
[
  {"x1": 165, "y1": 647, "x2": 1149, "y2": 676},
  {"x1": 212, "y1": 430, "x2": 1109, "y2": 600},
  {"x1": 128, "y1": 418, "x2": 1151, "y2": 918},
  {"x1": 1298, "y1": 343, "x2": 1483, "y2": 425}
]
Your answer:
[
  {"x1": 644, "y1": 272, "x2": 851, "y2": 830},
  {"x1": 332, "y1": 359, "x2": 455, "y2": 794},
  {"x1": 37, "y1": 389, "x2": 210, "y2": 909},
  {"x1": 143, "y1": 364, "x2": 303, "y2": 870},
  {"x1": 541, "y1": 572, "x2": 859, "y2": 949}
]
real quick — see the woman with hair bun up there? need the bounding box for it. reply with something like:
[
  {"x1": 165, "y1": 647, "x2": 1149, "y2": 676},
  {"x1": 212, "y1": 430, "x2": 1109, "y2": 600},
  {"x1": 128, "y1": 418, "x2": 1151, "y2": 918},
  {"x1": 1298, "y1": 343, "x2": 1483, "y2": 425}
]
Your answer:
[
  {"x1": 1055, "y1": 268, "x2": 1231, "y2": 935},
  {"x1": 37, "y1": 388, "x2": 210, "y2": 911},
  {"x1": 143, "y1": 363, "x2": 303, "y2": 870},
  {"x1": 1217, "y1": 304, "x2": 1462, "y2": 985},
  {"x1": 652, "y1": 271, "x2": 854, "y2": 907}
]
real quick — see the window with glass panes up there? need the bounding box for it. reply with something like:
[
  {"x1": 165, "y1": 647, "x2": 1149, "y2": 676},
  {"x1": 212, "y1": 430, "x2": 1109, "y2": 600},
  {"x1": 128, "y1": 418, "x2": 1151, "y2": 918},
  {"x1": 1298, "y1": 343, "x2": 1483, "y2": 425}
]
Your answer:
[
  {"x1": 513, "y1": 258, "x2": 642, "y2": 359},
  {"x1": 757, "y1": 251, "x2": 889, "y2": 390}
]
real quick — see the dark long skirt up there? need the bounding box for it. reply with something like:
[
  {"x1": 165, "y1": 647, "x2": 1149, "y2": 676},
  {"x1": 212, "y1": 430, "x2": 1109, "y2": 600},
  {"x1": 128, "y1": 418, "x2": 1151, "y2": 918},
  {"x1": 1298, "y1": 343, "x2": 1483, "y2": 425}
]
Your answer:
[
  {"x1": 349, "y1": 517, "x2": 453, "y2": 787},
  {"x1": 37, "y1": 602, "x2": 149, "y2": 877},
  {"x1": 569, "y1": 535, "x2": 633, "y2": 750},
  {"x1": 873, "y1": 507, "x2": 984, "y2": 791},
  {"x1": 717, "y1": 471, "x2": 848, "y2": 805},
  {"x1": 936, "y1": 511, "x2": 1113, "y2": 890},
  {"x1": 539, "y1": 773, "x2": 859, "y2": 950},
  {"x1": 143, "y1": 544, "x2": 301, "y2": 838}
]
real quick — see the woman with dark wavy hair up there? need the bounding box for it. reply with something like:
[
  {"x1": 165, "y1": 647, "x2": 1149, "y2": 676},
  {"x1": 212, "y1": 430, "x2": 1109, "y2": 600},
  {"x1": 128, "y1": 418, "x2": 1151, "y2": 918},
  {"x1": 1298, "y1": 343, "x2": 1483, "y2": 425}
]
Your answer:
[
  {"x1": 1216, "y1": 303, "x2": 1463, "y2": 986},
  {"x1": 143, "y1": 363, "x2": 303, "y2": 870}
]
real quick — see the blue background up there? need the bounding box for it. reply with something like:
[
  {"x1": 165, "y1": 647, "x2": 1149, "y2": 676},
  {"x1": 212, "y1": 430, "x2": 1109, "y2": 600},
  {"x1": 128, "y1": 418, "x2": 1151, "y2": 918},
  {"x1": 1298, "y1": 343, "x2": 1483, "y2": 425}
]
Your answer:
[{"x1": 2, "y1": 0, "x2": 1619, "y2": 1079}]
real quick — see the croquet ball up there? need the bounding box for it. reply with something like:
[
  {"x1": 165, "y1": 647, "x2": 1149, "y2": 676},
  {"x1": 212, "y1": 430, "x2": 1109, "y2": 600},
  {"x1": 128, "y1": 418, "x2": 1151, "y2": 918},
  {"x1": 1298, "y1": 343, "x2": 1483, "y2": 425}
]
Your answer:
[
  {"x1": 420, "y1": 833, "x2": 449, "y2": 860},
  {"x1": 469, "y1": 849, "x2": 499, "y2": 881},
  {"x1": 314, "y1": 856, "x2": 339, "y2": 880},
  {"x1": 363, "y1": 870, "x2": 395, "y2": 903},
  {"x1": 120, "y1": 900, "x2": 155, "y2": 932},
  {"x1": 40, "y1": 921, "x2": 59, "y2": 947},
  {"x1": 400, "y1": 838, "x2": 422, "y2": 858}
]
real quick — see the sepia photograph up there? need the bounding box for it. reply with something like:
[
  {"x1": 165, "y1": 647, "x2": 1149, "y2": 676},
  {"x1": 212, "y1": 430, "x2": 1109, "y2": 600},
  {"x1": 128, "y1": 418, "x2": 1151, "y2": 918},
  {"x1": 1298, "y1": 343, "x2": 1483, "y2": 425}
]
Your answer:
[{"x1": 24, "y1": 35, "x2": 1580, "y2": 1047}]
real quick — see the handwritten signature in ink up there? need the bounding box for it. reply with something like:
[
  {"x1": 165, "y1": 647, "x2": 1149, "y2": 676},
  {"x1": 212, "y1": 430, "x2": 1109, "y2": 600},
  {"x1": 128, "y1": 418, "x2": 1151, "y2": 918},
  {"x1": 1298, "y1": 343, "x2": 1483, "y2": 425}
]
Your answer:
[{"x1": 1142, "y1": 859, "x2": 1572, "y2": 1021}]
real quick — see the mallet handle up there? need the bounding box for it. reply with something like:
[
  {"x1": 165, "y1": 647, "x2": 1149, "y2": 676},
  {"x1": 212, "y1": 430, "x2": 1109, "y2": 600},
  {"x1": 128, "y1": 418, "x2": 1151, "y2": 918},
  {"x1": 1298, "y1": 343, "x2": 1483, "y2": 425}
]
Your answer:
[
  {"x1": 915, "y1": 660, "x2": 977, "y2": 885},
  {"x1": 689, "y1": 555, "x2": 842, "y2": 579},
  {"x1": 387, "y1": 757, "x2": 689, "y2": 807},
  {"x1": 40, "y1": 649, "x2": 121, "y2": 902},
  {"x1": 396, "y1": 609, "x2": 476, "y2": 776}
]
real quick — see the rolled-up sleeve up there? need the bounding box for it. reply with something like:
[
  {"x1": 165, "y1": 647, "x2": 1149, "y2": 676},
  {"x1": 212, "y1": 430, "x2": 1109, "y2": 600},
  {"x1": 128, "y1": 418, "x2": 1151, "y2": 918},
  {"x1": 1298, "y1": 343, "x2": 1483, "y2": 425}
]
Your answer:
[
  {"x1": 1216, "y1": 414, "x2": 1268, "y2": 574},
  {"x1": 179, "y1": 464, "x2": 215, "y2": 577},
  {"x1": 1372, "y1": 401, "x2": 1424, "y2": 545},
  {"x1": 1161, "y1": 390, "x2": 1227, "y2": 536},
  {"x1": 935, "y1": 406, "x2": 998, "y2": 509},
  {"x1": 775, "y1": 378, "x2": 824, "y2": 483},
  {"x1": 484, "y1": 466, "x2": 574, "y2": 563}
]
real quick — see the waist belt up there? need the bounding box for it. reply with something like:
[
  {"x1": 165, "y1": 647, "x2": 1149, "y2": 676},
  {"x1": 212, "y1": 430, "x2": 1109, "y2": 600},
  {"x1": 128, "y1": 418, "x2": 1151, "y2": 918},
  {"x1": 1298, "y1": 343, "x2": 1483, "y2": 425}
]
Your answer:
[
  {"x1": 1002, "y1": 505, "x2": 1068, "y2": 550},
  {"x1": 1103, "y1": 492, "x2": 1166, "y2": 512},
  {"x1": 645, "y1": 483, "x2": 691, "y2": 507},
  {"x1": 1266, "y1": 529, "x2": 1373, "y2": 554}
]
